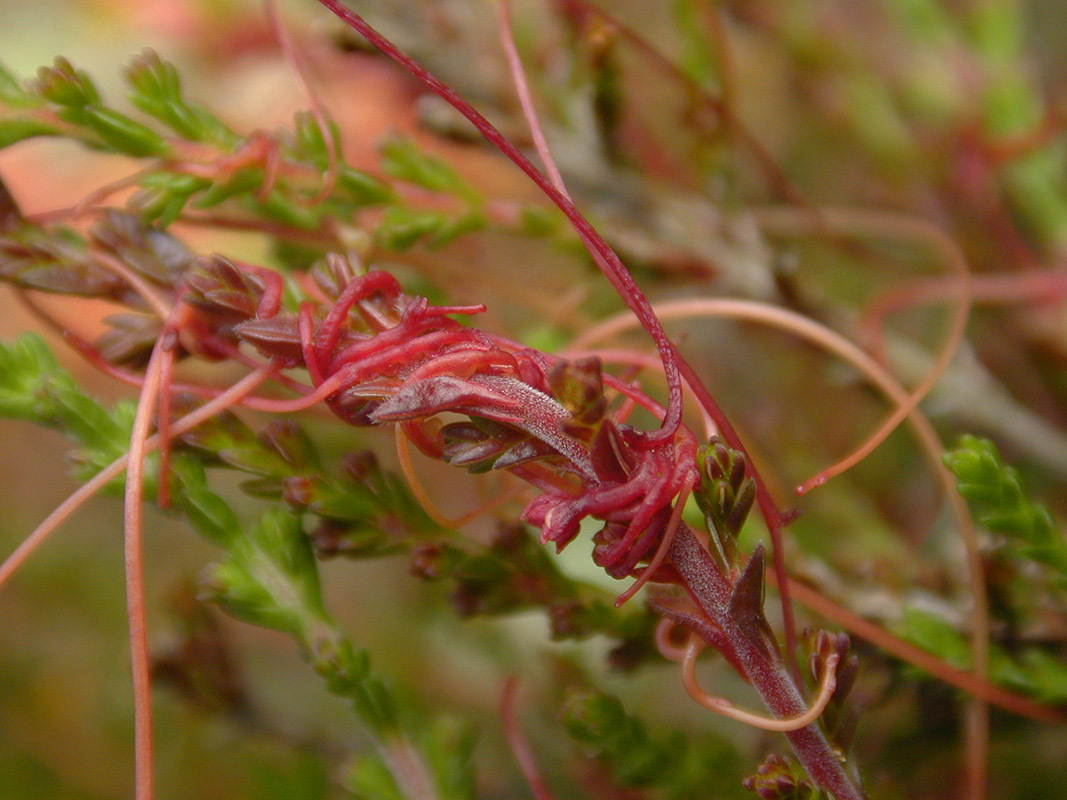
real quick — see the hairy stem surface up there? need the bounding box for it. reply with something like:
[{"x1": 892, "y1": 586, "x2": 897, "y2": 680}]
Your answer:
[{"x1": 669, "y1": 525, "x2": 864, "y2": 800}]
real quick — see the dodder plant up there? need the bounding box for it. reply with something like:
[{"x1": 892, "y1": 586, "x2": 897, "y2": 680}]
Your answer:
[{"x1": 2, "y1": 1, "x2": 1067, "y2": 798}]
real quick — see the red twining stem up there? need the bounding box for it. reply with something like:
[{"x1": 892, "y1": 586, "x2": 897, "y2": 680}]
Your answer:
[
  {"x1": 315, "y1": 0, "x2": 682, "y2": 447},
  {"x1": 312, "y1": 0, "x2": 800, "y2": 676}
]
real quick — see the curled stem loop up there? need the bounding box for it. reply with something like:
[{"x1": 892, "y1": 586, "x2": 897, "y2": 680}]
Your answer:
[{"x1": 683, "y1": 639, "x2": 839, "y2": 733}]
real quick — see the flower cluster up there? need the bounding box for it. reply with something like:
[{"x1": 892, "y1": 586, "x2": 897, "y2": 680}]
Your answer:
[{"x1": 187, "y1": 251, "x2": 698, "y2": 582}]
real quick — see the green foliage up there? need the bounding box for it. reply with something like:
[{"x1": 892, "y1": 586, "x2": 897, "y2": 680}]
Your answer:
[
  {"x1": 898, "y1": 606, "x2": 1067, "y2": 704},
  {"x1": 693, "y1": 437, "x2": 755, "y2": 576},
  {"x1": 336, "y1": 164, "x2": 395, "y2": 206},
  {"x1": 410, "y1": 523, "x2": 657, "y2": 666},
  {"x1": 344, "y1": 756, "x2": 406, "y2": 800},
  {"x1": 247, "y1": 753, "x2": 330, "y2": 800},
  {"x1": 291, "y1": 111, "x2": 339, "y2": 172},
  {"x1": 132, "y1": 172, "x2": 213, "y2": 228},
  {"x1": 944, "y1": 435, "x2": 1067, "y2": 578},
  {"x1": 516, "y1": 204, "x2": 563, "y2": 237},
  {"x1": 167, "y1": 457, "x2": 240, "y2": 545},
  {"x1": 203, "y1": 507, "x2": 327, "y2": 635},
  {"x1": 0, "y1": 333, "x2": 135, "y2": 479},
  {"x1": 0, "y1": 63, "x2": 38, "y2": 107},
  {"x1": 180, "y1": 414, "x2": 439, "y2": 558},
  {"x1": 670, "y1": 0, "x2": 719, "y2": 89},
  {"x1": 377, "y1": 207, "x2": 455, "y2": 251},
  {"x1": 0, "y1": 332, "x2": 73, "y2": 422},
  {"x1": 32, "y1": 57, "x2": 170, "y2": 156},
  {"x1": 33, "y1": 57, "x2": 101, "y2": 108},
  {"x1": 901, "y1": 435, "x2": 1067, "y2": 696},
  {"x1": 200, "y1": 506, "x2": 401, "y2": 735},
  {"x1": 75, "y1": 105, "x2": 171, "y2": 158},
  {"x1": 911, "y1": 434, "x2": 1067, "y2": 720},
  {"x1": 380, "y1": 135, "x2": 479, "y2": 200},
  {"x1": 0, "y1": 48, "x2": 552, "y2": 283},
  {"x1": 898, "y1": 607, "x2": 971, "y2": 671},
  {"x1": 124, "y1": 49, "x2": 237, "y2": 147},
  {"x1": 0, "y1": 51, "x2": 530, "y2": 266},
  {"x1": 416, "y1": 716, "x2": 478, "y2": 800},
  {"x1": 0, "y1": 332, "x2": 402, "y2": 740},
  {"x1": 561, "y1": 689, "x2": 744, "y2": 799},
  {"x1": 0, "y1": 118, "x2": 59, "y2": 149}
]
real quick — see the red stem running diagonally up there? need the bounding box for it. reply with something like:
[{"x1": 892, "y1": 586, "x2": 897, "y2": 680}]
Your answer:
[
  {"x1": 669, "y1": 525, "x2": 864, "y2": 800},
  {"x1": 315, "y1": 0, "x2": 682, "y2": 447},
  {"x1": 313, "y1": 0, "x2": 801, "y2": 678}
]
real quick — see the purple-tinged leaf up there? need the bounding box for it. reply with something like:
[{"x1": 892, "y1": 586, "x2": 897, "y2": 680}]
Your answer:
[
  {"x1": 95, "y1": 312, "x2": 163, "y2": 367},
  {"x1": 234, "y1": 315, "x2": 310, "y2": 364},
  {"x1": 589, "y1": 421, "x2": 633, "y2": 483},
  {"x1": 727, "y1": 545, "x2": 775, "y2": 658},
  {"x1": 548, "y1": 356, "x2": 607, "y2": 427},
  {"x1": 89, "y1": 210, "x2": 191, "y2": 288},
  {"x1": 371, "y1": 375, "x2": 524, "y2": 423},
  {"x1": 474, "y1": 374, "x2": 595, "y2": 479},
  {"x1": 185, "y1": 254, "x2": 265, "y2": 320},
  {"x1": 492, "y1": 438, "x2": 559, "y2": 471},
  {"x1": 0, "y1": 234, "x2": 129, "y2": 300}
]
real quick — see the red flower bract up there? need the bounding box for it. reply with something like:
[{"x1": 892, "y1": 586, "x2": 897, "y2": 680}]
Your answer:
[{"x1": 189, "y1": 251, "x2": 700, "y2": 584}]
